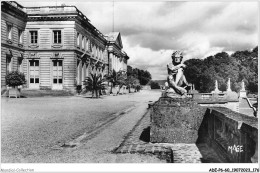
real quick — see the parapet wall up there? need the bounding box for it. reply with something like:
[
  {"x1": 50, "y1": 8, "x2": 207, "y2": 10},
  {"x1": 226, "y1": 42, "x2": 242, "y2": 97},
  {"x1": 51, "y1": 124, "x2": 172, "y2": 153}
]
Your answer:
[
  {"x1": 150, "y1": 97, "x2": 206, "y2": 143},
  {"x1": 198, "y1": 107, "x2": 258, "y2": 163},
  {"x1": 150, "y1": 97, "x2": 258, "y2": 163}
]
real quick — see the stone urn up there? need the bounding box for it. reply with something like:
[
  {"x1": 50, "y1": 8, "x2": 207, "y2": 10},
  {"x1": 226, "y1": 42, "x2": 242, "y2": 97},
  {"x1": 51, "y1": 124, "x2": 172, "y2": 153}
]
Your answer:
[{"x1": 5, "y1": 71, "x2": 26, "y2": 98}]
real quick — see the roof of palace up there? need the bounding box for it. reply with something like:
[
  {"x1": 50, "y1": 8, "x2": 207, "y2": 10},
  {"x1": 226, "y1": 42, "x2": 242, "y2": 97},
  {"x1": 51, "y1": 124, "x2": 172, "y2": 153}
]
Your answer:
[
  {"x1": 105, "y1": 32, "x2": 123, "y2": 49},
  {"x1": 24, "y1": 5, "x2": 107, "y2": 42},
  {"x1": 1, "y1": 1, "x2": 27, "y2": 20},
  {"x1": 106, "y1": 32, "x2": 120, "y2": 41}
]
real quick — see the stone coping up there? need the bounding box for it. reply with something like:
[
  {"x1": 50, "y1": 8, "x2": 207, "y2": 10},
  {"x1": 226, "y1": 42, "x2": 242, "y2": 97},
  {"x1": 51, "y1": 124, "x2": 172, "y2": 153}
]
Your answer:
[{"x1": 209, "y1": 107, "x2": 258, "y2": 129}]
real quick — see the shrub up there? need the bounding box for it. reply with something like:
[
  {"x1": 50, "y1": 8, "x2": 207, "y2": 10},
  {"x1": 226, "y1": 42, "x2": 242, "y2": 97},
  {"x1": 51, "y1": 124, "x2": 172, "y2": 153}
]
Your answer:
[
  {"x1": 136, "y1": 85, "x2": 142, "y2": 92},
  {"x1": 5, "y1": 71, "x2": 26, "y2": 87},
  {"x1": 83, "y1": 73, "x2": 106, "y2": 98},
  {"x1": 76, "y1": 85, "x2": 82, "y2": 94},
  {"x1": 150, "y1": 81, "x2": 161, "y2": 89}
]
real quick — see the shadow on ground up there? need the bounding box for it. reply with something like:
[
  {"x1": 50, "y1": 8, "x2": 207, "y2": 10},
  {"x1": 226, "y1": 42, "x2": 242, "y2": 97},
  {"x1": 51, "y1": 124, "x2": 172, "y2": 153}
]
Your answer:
[{"x1": 139, "y1": 126, "x2": 150, "y2": 142}]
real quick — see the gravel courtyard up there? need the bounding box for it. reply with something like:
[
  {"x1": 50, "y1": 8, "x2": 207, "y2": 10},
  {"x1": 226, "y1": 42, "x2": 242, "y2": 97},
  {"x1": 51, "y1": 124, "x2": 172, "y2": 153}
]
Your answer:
[{"x1": 1, "y1": 90, "x2": 162, "y2": 163}]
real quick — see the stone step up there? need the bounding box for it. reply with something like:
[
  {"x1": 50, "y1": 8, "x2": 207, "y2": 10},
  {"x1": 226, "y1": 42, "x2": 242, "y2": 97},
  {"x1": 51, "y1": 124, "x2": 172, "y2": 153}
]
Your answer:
[{"x1": 114, "y1": 144, "x2": 173, "y2": 163}]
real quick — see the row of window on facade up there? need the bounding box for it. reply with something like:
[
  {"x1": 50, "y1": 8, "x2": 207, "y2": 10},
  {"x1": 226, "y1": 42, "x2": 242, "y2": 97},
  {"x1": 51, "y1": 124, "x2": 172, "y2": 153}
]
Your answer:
[
  {"x1": 23, "y1": 59, "x2": 63, "y2": 88},
  {"x1": 28, "y1": 60, "x2": 63, "y2": 86},
  {"x1": 6, "y1": 58, "x2": 63, "y2": 87},
  {"x1": 7, "y1": 23, "x2": 23, "y2": 44},
  {"x1": 7, "y1": 24, "x2": 105, "y2": 61},
  {"x1": 30, "y1": 30, "x2": 106, "y2": 61},
  {"x1": 76, "y1": 32, "x2": 105, "y2": 61},
  {"x1": 6, "y1": 57, "x2": 105, "y2": 89}
]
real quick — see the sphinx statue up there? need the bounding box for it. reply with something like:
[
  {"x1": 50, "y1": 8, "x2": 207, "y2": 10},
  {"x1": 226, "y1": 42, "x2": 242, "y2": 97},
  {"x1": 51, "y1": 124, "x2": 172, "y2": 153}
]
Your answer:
[{"x1": 164, "y1": 50, "x2": 191, "y2": 97}]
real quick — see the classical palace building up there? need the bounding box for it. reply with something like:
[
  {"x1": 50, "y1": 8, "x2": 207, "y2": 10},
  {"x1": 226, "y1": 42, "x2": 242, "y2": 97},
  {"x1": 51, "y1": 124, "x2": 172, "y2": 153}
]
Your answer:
[
  {"x1": 1, "y1": 1, "x2": 27, "y2": 88},
  {"x1": 1, "y1": 1, "x2": 129, "y2": 91},
  {"x1": 106, "y1": 32, "x2": 129, "y2": 73}
]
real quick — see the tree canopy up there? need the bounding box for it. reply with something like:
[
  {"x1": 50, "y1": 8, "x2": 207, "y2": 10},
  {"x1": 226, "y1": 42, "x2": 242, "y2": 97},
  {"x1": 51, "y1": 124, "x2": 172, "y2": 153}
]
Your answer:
[
  {"x1": 184, "y1": 46, "x2": 258, "y2": 94},
  {"x1": 127, "y1": 65, "x2": 152, "y2": 85}
]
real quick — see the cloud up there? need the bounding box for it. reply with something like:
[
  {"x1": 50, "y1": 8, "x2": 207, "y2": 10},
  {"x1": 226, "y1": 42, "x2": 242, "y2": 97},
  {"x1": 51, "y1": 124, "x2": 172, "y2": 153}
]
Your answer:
[
  {"x1": 16, "y1": 1, "x2": 258, "y2": 80},
  {"x1": 118, "y1": 2, "x2": 258, "y2": 79}
]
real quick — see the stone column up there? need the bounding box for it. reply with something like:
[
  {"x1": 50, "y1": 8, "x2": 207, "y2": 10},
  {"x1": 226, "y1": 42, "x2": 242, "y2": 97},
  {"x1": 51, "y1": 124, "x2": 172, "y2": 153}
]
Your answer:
[
  {"x1": 113, "y1": 54, "x2": 115, "y2": 71},
  {"x1": 116, "y1": 55, "x2": 118, "y2": 72},
  {"x1": 119, "y1": 57, "x2": 121, "y2": 71},
  {"x1": 114, "y1": 55, "x2": 116, "y2": 71},
  {"x1": 82, "y1": 62, "x2": 85, "y2": 82},
  {"x1": 120, "y1": 57, "x2": 123, "y2": 71},
  {"x1": 112, "y1": 54, "x2": 114, "y2": 71},
  {"x1": 109, "y1": 52, "x2": 113, "y2": 73},
  {"x1": 78, "y1": 61, "x2": 82, "y2": 85}
]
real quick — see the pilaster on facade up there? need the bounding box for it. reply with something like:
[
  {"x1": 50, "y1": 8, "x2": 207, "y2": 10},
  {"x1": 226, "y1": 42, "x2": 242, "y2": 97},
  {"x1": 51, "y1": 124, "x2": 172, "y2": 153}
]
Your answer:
[
  {"x1": 1, "y1": 1, "x2": 27, "y2": 89},
  {"x1": 105, "y1": 32, "x2": 129, "y2": 73},
  {"x1": 1, "y1": 1, "x2": 129, "y2": 91}
]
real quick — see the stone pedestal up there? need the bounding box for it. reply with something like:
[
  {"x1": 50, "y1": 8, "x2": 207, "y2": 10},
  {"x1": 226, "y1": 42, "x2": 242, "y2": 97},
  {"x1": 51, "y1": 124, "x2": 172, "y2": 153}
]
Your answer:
[
  {"x1": 150, "y1": 97, "x2": 206, "y2": 143},
  {"x1": 239, "y1": 91, "x2": 247, "y2": 98}
]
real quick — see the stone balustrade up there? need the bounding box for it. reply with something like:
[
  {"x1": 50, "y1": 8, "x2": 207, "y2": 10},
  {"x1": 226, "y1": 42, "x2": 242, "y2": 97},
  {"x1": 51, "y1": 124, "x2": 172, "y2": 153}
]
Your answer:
[
  {"x1": 5, "y1": 1, "x2": 25, "y2": 12},
  {"x1": 26, "y1": 6, "x2": 78, "y2": 14},
  {"x1": 188, "y1": 93, "x2": 230, "y2": 101}
]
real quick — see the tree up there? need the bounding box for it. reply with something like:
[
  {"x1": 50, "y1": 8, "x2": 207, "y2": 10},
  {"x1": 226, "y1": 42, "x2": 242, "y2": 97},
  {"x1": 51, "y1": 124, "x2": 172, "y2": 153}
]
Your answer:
[
  {"x1": 115, "y1": 70, "x2": 127, "y2": 94},
  {"x1": 150, "y1": 81, "x2": 161, "y2": 89},
  {"x1": 105, "y1": 69, "x2": 127, "y2": 95},
  {"x1": 125, "y1": 75, "x2": 138, "y2": 93},
  {"x1": 130, "y1": 68, "x2": 152, "y2": 85},
  {"x1": 83, "y1": 73, "x2": 105, "y2": 98},
  {"x1": 138, "y1": 70, "x2": 152, "y2": 85},
  {"x1": 105, "y1": 70, "x2": 117, "y2": 94},
  {"x1": 184, "y1": 47, "x2": 258, "y2": 93},
  {"x1": 127, "y1": 65, "x2": 133, "y2": 77},
  {"x1": 135, "y1": 85, "x2": 142, "y2": 92},
  {"x1": 184, "y1": 59, "x2": 203, "y2": 90}
]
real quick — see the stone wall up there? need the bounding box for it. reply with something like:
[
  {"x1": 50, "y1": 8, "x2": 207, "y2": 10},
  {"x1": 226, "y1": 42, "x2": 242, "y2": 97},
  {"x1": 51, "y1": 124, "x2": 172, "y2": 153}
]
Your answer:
[
  {"x1": 150, "y1": 97, "x2": 207, "y2": 143},
  {"x1": 150, "y1": 97, "x2": 258, "y2": 163},
  {"x1": 200, "y1": 107, "x2": 258, "y2": 163}
]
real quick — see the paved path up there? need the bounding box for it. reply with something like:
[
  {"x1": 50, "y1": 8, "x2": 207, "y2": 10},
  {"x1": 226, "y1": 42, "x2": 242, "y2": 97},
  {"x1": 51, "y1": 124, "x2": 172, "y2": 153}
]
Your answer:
[
  {"x1": 2, "y1": 89, "x2": 224, "y2": 163},
  {"x1": 1, "y1": 90, "x2": 163, "y2": 163}
]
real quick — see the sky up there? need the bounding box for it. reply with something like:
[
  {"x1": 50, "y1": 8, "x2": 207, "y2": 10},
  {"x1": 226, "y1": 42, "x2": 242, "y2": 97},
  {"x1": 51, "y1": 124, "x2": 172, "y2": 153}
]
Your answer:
[{"x1": 17, "y1": 0, "x2": 259, "y2": 80}]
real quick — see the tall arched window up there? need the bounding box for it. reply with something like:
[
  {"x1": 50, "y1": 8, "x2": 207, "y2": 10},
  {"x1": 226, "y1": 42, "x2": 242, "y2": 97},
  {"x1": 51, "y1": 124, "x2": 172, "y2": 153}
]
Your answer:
[
  {"x1": 96, "y1": 47, "x2": 98, "y2": 58},
  {"x1": 86, "y1": 39, "x2": 89, "y2": 51},
  {"x1": 77, "y1": 33, "x2": 80, "y2": 47},
  {"x1": 82, "y1": 36, "x2": 85, "y2": 50}
]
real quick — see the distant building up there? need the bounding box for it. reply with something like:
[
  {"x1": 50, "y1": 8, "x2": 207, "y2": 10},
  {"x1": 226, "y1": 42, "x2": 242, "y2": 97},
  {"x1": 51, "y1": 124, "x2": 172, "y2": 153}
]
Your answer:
[
  {"x1": 1, "y1": 1, "x2": 130, "y2": 91},
  {"x1": 106, "y1": 32, "x2": 129, "y2": 73}
]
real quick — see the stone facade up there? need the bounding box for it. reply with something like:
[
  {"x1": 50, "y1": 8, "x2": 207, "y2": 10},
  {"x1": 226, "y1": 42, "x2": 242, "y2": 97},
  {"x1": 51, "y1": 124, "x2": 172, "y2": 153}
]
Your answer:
[
  {"x1": 23, "y1": 6, "x2": 108, "y2": 91},
  {"x1": 106, "y1": 32, "x2": 129, "y2": 73},
  {"x1": 1, "y1": 1, "x2": 27, "y2": 90},
  {"x1": 1, "y1": 2, "x2": 129, "y2": 91}
]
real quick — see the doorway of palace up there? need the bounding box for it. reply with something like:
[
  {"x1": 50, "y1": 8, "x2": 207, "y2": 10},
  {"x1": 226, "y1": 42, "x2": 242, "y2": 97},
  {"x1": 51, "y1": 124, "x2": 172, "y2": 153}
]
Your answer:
[
  {"x1": 52, "y1": 60, "x2": 63, "y2": 90},
  {"x1": 29, "y1": 60, "x2": 40, "y2": 89}
]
